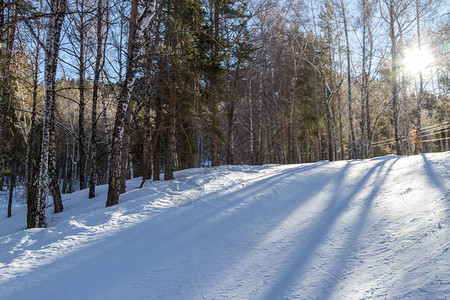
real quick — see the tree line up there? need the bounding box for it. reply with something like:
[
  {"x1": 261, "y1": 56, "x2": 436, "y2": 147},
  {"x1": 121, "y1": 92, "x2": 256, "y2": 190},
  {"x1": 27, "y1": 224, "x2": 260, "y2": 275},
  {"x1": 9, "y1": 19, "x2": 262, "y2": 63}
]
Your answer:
[{"x1": 0, "y1": 0, "x2": 448, "y2": 227}]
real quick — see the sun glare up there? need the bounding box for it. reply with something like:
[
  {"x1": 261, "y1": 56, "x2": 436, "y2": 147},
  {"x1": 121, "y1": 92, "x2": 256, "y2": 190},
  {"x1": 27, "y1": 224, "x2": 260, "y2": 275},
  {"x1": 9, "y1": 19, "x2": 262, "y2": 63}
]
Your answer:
[{"x1": 403, "y1": 47, "x2": 435, "y2": 75}]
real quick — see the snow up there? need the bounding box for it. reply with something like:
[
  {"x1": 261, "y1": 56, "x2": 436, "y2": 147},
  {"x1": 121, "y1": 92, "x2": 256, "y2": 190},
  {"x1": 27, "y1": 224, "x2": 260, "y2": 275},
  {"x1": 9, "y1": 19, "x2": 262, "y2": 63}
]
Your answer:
[{"x1": 0, "y1": 153, "x2": 449, "y2": 299}]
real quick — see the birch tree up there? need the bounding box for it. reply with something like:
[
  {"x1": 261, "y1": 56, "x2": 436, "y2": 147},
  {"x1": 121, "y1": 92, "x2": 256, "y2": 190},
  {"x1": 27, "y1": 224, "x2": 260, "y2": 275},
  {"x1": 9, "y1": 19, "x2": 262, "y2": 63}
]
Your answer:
[
  {"x1": 34, "y1": 0, "x2": 67, "y2": 228},
  {"x1": 26, "y1": 23, "x2": 41, "y2": 228},
  {"x1": 106, "y1": 0, "x2": 156, "y2": 207}
]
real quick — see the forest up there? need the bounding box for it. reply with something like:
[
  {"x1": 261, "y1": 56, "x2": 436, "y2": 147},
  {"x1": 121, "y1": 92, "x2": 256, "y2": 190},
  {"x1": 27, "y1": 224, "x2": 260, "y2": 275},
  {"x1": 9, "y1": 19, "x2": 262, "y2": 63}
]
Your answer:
[{"x1": 0, "y1": 0, "x2": 448, "y2": 228}]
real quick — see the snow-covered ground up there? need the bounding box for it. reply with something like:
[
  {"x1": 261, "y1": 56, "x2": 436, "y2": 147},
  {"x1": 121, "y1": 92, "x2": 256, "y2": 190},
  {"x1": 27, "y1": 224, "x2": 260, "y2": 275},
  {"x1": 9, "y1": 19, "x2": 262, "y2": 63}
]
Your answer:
[{"x1": 0, "y1": 153, "x2": 449, "y2": 299}]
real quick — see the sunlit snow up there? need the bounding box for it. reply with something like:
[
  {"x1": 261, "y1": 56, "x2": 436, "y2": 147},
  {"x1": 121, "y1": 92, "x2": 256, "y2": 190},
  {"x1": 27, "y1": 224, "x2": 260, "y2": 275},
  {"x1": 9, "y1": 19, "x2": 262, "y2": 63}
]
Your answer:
[{"x1": 0, "y1": 153, "x2": 449, "y2": 299}]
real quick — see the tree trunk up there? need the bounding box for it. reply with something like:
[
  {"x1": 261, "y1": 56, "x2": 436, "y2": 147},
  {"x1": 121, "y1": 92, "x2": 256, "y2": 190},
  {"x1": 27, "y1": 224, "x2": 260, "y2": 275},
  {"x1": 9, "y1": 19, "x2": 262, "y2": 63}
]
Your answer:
[
  {"x1": 249, "y1": 78, "x2": 254, "y2": 164},
  {"x1": 26, "y1": 30, "x2": 41, "y2": 228},
  {"x1": 106, "y1": 0, "x2": 139, "y2": 207},
  {"x1": 288, "y1": 68, "x2": 297, "y2": 163},
  {"x1": 415, "y1": 0, "x2": 426, "y2": 153},
  {"x1": 35, "y1": 0, "x2": 67, "y2": 228},
  {"x1": 164, "y1": 81, "x2": 177, "y2": 180},
  {"x1": 165, "y1": 72, "x2": 177, "y2": 180},
  {"x1": 317, "y1": 53, "x2": 335, "y2": 161},
  {"x1": 141, "y1": 92, "x2": 152, "y2": 185},
  {"x1": 389, "y1": 0, "x2": 402, "y2": 155},
  {"x1": 120, "y1": 99, "x2": 133, "y2": 193},
  {"x1": 325, "y1": 96, "x2": 334, "y2": 161},
  {"x1": 341, "y1": 0, "x2": 356, "y2": 158},
  {"x1": 106, "y1": 0, "x2": 156, "y2": 205},
  {"x1": 78, "y1": 0, "x2": 87, "y2": 190},
  {"x1": 89, "y1": 0, "x2": 105, "y2": 199},
  {"x1": 153, "y1": 89, "x2": 162, "y2": 181},
  {"x1": 270, "y1": 67, "x2": 285, "y2": 164},
  {"x1": 225, "y1": 98, "x2": 234, "y2": 165},
  {"x1": 360, "y1": 0, "x2": 368, "y2": 159},
  {"x1": 7, "y1": 165, "x2": 15, "y2": 218},
  {"x1": 312, "y1": 68, "x2": 322, "y2": 162},
  {"x1": 366, "y1": 11, "x2": 374, "y2": 156},
  {"x1": 210, "y1": 0, "x2": 221, "y2": 167},
  {"x1": 211, "y1": 105, "x2": 219, "y2": 166},
  {"x1": 257, "y1": 67, "x2": 263, "y2": 164},
  {"x1": 49, "y1": 121, "x2": 63, "y2": 213},
  {"x1": 335, "y1": 20, "x2": 345, "y2": 161},
  {"x1": 67, "y1": 156, "x2": 74, "y2": 193},
  {"x1": 164, "y1": 0, "x2": 180, "y2": 180},
  {"x1": 101, "y1": 83, "x2": 110, "y2": 183}
]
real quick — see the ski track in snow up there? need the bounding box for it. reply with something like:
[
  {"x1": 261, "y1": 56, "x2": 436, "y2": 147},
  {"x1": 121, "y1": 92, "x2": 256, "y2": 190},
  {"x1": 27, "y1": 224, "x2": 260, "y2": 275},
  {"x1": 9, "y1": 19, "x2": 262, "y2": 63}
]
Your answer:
[{"x1": 0, "y1": 153, "x2": 448, "y2": 299}]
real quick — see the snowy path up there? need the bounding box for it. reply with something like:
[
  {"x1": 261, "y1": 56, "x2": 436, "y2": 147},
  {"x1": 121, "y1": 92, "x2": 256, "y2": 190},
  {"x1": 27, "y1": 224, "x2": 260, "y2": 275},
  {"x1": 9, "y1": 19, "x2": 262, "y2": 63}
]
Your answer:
[{"x1": 0, "y1": 153, "x2": 449, "y2": 299}]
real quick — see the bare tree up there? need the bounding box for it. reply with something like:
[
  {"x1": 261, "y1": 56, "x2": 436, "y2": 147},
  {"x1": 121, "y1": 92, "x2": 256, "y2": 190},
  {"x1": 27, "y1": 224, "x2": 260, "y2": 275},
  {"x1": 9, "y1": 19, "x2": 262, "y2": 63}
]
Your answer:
[
  {"x1": 89, "y1": 0, "x2": 107, "y2": 198},
  {"x1": 35, "y1": 0, "x2": 67, "y2": 227},
  {"x1": 26, "y1": 22, "x2": 41, "y2": 228},
  {"x1": 339, "y1": 0, "x2": 357, "y2": 158},
  {"x1": 106, "y1": 0, "x2": 156, "y2": 206},
  {"x1": 76, "y1": 0, "x2": 88, "y2": 190},
  {"x1": 386, "y1": 0, "x2": 403, "y2": 155}
]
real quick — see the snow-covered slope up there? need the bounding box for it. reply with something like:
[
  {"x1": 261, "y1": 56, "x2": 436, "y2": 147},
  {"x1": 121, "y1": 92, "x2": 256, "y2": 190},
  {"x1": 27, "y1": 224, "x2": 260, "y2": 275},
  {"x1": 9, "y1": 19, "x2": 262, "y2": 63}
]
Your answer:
[{"x1": 0, "y1": 153, "x2": 449, "y2": 299}]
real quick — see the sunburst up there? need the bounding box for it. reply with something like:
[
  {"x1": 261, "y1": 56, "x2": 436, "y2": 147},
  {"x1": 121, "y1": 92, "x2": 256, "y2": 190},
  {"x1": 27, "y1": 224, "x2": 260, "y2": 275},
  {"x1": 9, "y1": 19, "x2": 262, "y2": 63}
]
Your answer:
[{"x1": 402, "y1": 46, "x2": 434, "y2": 75}]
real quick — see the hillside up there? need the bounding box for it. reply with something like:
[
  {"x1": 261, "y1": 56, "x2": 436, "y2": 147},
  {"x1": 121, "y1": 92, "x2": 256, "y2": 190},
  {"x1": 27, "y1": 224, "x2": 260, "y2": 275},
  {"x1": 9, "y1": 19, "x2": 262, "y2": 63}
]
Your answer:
[{"x1": 0, "y1": 153, "x2": 449, "y2": 299}]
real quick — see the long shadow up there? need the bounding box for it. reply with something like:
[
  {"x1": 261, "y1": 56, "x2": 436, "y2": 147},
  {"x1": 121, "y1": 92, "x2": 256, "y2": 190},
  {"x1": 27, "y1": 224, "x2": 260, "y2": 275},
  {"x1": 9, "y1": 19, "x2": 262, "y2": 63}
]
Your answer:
[
  {"x1": 4, "y1": 160, "x2": 383, "y2": 300},
  {"x1": 316, "y1": 157, "x2": 401, "y2": 299},
  {"x1": 261, "y1": 158, "x2": 394, "y2": 300},
  {"x1": 185, "y1": 161, "x2": 353, "y2": 296},
  {"x1": 420, "y1": 154, "x2": 449, "y2": 198},
  {"x1": 369, "y1": 155, "x2": 400, "y2": 161},
  {"x1": 0, "y1": 161, "x2": 351, "y2": 299},
  {"x1": 0, "y1": 161, "x2": 335, "y2": 293},
  {"x1": 27, "y1": 155, "x2": 443, "y2": 299},
  {"x1": 126, "y1": 161, "x2": 355, "y2": 299},
  {"x1": 143, "y1": 161, "x2": 339, "y2": 243}
]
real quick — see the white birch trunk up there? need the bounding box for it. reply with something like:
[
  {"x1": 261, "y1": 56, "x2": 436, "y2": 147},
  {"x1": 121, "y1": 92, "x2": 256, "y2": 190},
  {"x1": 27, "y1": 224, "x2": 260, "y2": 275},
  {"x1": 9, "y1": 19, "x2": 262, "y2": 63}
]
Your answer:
[{"x1": 35, "y1": 0, "x2": 66, "y2": 228}]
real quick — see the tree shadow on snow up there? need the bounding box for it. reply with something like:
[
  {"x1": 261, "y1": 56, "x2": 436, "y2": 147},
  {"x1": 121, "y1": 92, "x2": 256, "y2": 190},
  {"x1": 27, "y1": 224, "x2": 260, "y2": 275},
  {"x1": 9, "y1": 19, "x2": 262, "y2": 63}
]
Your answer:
[
  {"x1": 420, "y1": 154, "x2": 449, "y2": 199},
  {"x1": 150, "y1": 161, "x2": 335, "y2": 240},
  {"x1": 313, "y1": 157, "x2": 401, "y2": 299},
  {"x1": 178, "y1": 161, "x2": 354, "y2": 298},
  {"x1": 261, "y1": 157, "x2": 401, "y2": 300},
  {"x1": 0, "y1": 158, "x2": 403, "y2": 299}
]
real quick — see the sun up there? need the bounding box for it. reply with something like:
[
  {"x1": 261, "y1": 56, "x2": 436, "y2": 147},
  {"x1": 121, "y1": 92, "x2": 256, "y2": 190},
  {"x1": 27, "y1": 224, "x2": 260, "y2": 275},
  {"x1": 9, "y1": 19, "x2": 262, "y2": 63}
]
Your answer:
[{"x1": 402, "y1": 47, "x2": 434, "y2": 75}]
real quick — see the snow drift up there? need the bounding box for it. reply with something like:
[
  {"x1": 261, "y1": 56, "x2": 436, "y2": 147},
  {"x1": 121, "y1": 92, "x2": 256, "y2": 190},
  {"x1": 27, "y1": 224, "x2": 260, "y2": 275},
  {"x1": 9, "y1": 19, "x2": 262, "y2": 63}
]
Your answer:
[{"x1": 0, "y1": 153, "x2": 449, "y2": 299}]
